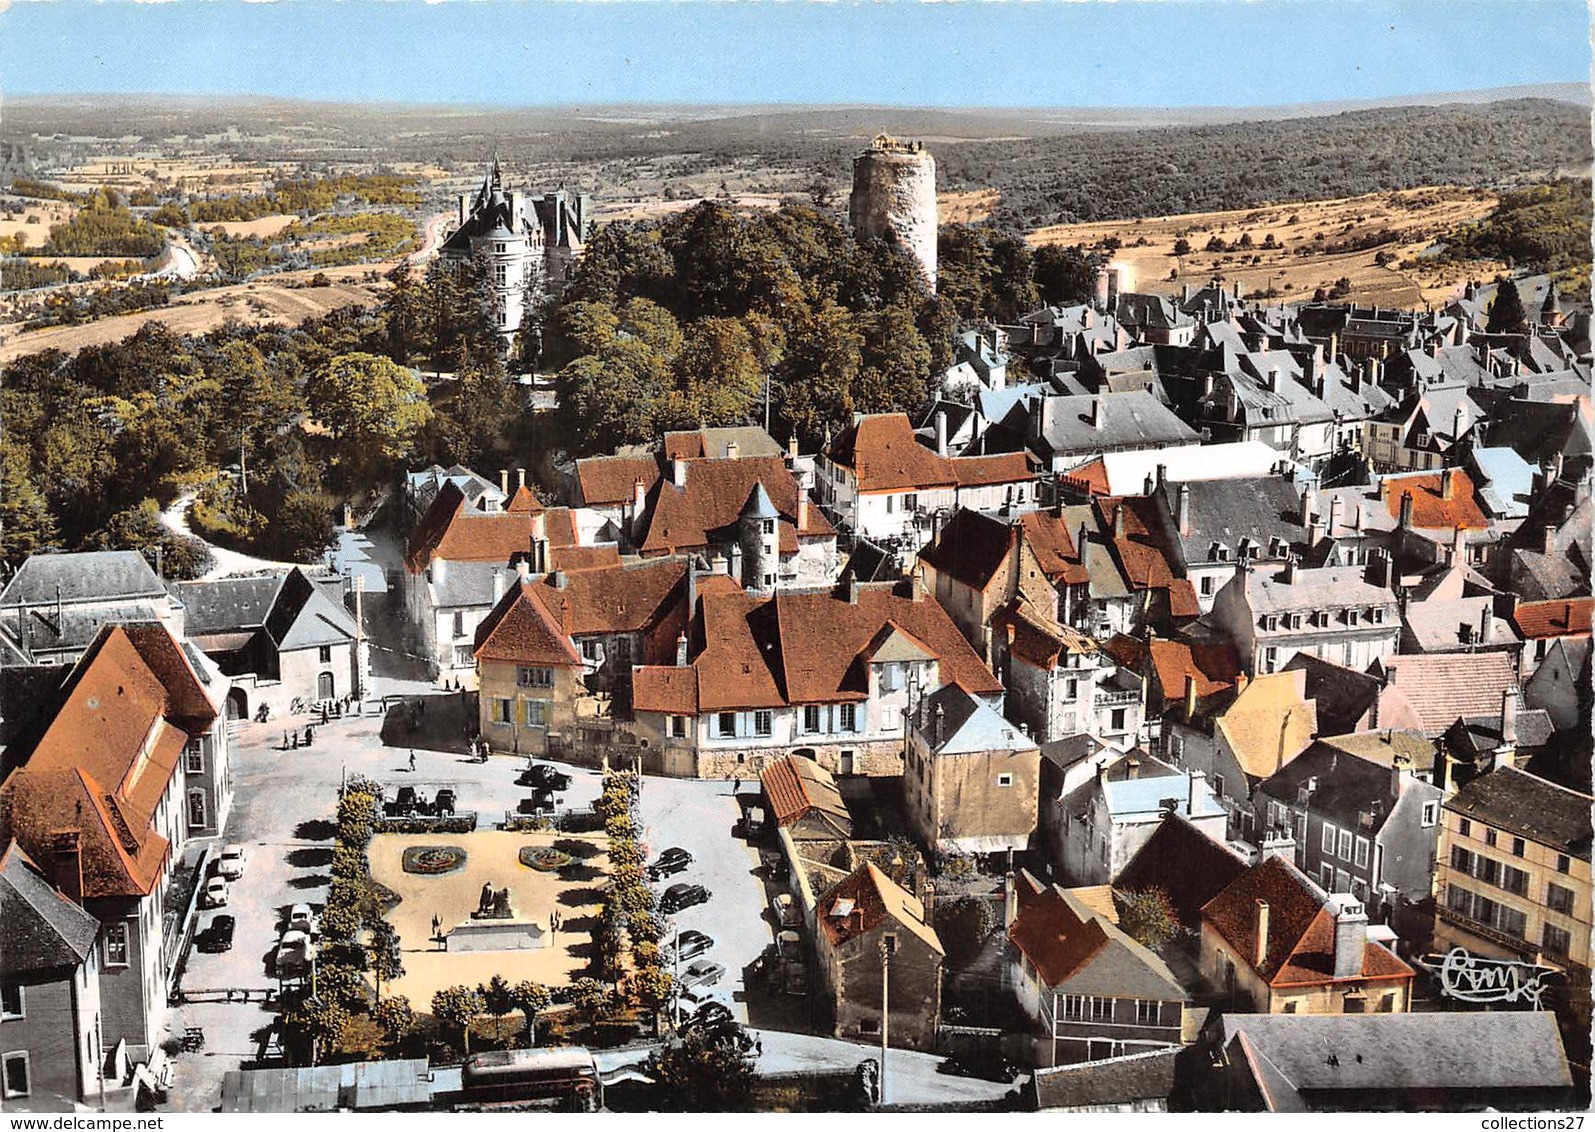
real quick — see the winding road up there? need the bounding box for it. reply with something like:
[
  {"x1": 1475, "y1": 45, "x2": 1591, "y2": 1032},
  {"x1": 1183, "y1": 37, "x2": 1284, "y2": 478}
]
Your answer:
[{"x1": 159, "y1": 490, "x2": 314, "y2": 580}]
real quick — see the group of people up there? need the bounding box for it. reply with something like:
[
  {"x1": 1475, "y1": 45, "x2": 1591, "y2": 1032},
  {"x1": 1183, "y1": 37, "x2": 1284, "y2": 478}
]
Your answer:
[{"x1": 283, "y1": 726, "x2": 317, "y2": 750}]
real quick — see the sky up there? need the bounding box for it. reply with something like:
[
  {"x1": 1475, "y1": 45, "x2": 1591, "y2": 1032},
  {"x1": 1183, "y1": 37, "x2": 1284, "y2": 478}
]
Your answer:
[{"x1": 1, "y1": 0, "x2": 1589, "y2": 110}]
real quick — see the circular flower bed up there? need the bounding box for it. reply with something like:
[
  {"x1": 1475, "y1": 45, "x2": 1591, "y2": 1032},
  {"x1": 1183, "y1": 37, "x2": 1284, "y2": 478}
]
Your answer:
[
  {"x1": 402, "y1": 845, "x2": 467, "y2": 875},
  {"x1": 519, "y1": 846, "x2": 573, "y2": 872}
]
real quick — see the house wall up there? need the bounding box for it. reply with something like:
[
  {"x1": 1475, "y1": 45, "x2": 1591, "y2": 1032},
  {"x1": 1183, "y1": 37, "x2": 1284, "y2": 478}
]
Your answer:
[
  {"x1": 0, "y1": 956, "x2": 102, "y2": 1108},
  {"x1": 278, "y1": 641, "x2": 361, "y2": 708},
  {"x1": 1200, "y1": 922, "x2": 1410, "y2": 1014},
  {"x1": 903, "y1": 730, "x2": 1040, "y2": 852},
  {"x1": 88, "y1": 892, "x2": 165, "y2": 1058},
  {"x1": 1524, "y1": 642, "x2": 1587, "y2": 732},
  {"x1": 787, "y1": 537, "x2": 840, "y2": 590},
  {"x1": 478, "y1": 661, "x2": 583, "y2": 758},
  {"x1": 823, "y1": 920, "x2": 942, "y2": 1050},
  {"x1": 180, "y1": 723, "x2": 233, "y2": 839}
]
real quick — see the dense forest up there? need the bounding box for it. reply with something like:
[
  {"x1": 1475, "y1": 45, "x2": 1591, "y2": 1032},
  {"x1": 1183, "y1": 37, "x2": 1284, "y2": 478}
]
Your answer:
[{"x1": 1442, "y1": 177, "x2": 1593, "y2": 281}]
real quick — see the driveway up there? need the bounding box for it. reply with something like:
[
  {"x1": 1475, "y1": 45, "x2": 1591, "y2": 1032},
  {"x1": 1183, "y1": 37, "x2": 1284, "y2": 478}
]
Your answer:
[{"x1": 635, "y1": 777, "x2": 780, "y2": 1028}]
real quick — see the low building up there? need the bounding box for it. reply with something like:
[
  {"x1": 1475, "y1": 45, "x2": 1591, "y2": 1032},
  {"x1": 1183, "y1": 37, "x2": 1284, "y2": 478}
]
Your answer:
[
  {"x1": 0, "y1": 841, "x2": 105, "y2": 1110},
  {"x1": 1433, "y1": 765, "x2": 1592, "y2": 978},
  {"x1": 1205, "y1": 1011, "x2": 1574, "y2": 1111},
  {"x1": 1023, "y1": 391, "x2": 1201, "y2": 474},
  {"x1": 903, "y1": 683, "x2": 1040, "y2": 856},
  {"x1": 1199, "y1": 856, "x2": 1415, "y2": 1016},
  {"x1": 1005, "y1": 870, "x2": 1193, "y2": 1067},
  {"x1": 813, "y1": 862, "x2": 943, "y2": 1051},
  {"x1": 0, "y1": 551, "x2": 183, "y2": 668},
  {"x1": 1027, "y1": 1047, "x2": 1180, "y2": 1113}
]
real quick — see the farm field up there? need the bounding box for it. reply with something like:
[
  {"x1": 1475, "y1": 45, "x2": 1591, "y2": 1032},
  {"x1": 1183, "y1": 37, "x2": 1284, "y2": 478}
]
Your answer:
[
  {"x1": 1027, "y1": 185, "x2": 1507, "y2": 308},
  {"x1": 200, "y1": 214, "x2": 300, "y2": 239}
]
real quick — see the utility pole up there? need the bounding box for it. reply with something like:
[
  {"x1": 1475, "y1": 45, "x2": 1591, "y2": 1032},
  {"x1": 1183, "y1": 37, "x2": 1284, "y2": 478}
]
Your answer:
[
  {"x1": 879, "y1": 935, "x2": 895, "y2": 1105},
  {"x1": 240, "y1": 428, "x2": 248, "y2": 498}
]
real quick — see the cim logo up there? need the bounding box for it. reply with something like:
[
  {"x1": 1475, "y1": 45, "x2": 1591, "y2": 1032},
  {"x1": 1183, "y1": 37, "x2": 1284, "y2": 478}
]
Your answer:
[{"x1": 1434, "y1": 947, "x2": 1559, "y2": 1008}]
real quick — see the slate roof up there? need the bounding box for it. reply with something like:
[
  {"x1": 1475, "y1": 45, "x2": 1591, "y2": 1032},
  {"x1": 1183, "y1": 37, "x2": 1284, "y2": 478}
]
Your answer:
[
  {"x1": 1150, "y1": 474, "x2": 1305, "y2": 567},
  {"x1": 178, "y1": 569, "x2": 358, "y2": 651},
  {"x1": 1201, "y1": 856, "x2": 1414, "y2": 987},
  {"x1": 1, "y1": 550, "x2": 167, "y2": 607},
  {"x1": 1240, "y1": 563, "x2": 1397, "y2": 615},
  {"x1": 1062, "y1": 441, "x2": 1294, "y2": 498},
  {"x1": 0, "y1": 841, "x2": 100, "y2": 974},
  {"x1": 1376, "y1": 652, "x2": 1519, "y2": 735},
  {"x1": 1008, "y1": 870, "x2": 1188, "y2": 999},
  {"x1": 917, "y1": 683, "x2": 1034, "y2": 756},
  {"x1": 662, "y1": 426, "x2": 783, "y2": 461},
  {"x1": 1281, "y1": 653, "x2": 1381, "y2": 735},
  {"x1": 1033, "y1": 390, "x2": 1200, "y2": 458},
  {"x1": 817, "y1": 861, "x2": 942, "y2": 954},
  {"x1": 176, "y1": 576, "x2": 281, "y2": 634},
  {"x1": 0, "y1": 600, "x2": 170, "y2": 661},
  {"x1": 918, "y1": 508, "x2": 1015, "y2": 591},
  {"x1": 1468, "y1": 446, "x2": 1536, "y2": 519},
  {"x1": 1030, "y1": 1047, "x2": 1180, "y2": 1112},
  {"x1": 1447, "y1": 710, "x2": 1555, "y2": 760},
  {"x1": 759, "y1": 755, "x2": 851, "y2": 833},
  {"x1": 1400, "y1": 595, "x2": 1521, "y2": 653},
  {"x1": 1255, "y1": 742, "x2": 1413, "y2": 838},
  {"x1": 1444, "y1": 765, "x2": 1593, "y2": 860},
  {"x1": 1316, "y1": 731, "x2": 1437, "y2": 774},
  {"x1": 1218, "y1": 1011, "x2": 1571, "y2": 1097},
  {"x1": 1113, "y1": 812, "x2": 1250, "y2": 927}
]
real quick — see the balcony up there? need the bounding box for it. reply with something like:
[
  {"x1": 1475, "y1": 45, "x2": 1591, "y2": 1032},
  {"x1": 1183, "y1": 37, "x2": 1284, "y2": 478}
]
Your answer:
[{"x1": 1094, "y1": 687, "x2": 1141, "y2": 707}]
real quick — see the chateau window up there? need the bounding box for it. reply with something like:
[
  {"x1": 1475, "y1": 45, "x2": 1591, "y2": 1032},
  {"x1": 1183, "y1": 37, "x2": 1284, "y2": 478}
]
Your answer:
[
  {"x1": 1322, "y1": 822, "x2": 1337, "y2": 854},
  {"x1": 1062, "y1": 995, "x2": 1112, "y2": 1022},
  {"x1": 452, "y1": 611, "x2": 465, "y2": 638},
  {"x1": 517, "y1": 667, "x2": 554, "y2": 688},
  {"x1": 904, "y1": 493, "x2": 918, "y2": 511},
  {"x1": 804, "y1": 705, "x2": 821, "y2": 733},
  {"x1": 997, "y1": 773, "x2": 1014, "y2": 788},
  {"x1": 839, "y1": 704, "x2": 858, "y2": 732},
  {"x1": 1459, "y1": 818, "x2": 1471, "y2": 838},
  {"x1": 754, "y1": 711, "x2": 773, "y2": 737},
  {"x1": 1557, "y1": 854, "x2": 1571, "y2": 875},
  {"x1": 582, "y1": 640, "x2": 601, "y2": 661},
  {"x1": 1421, "y1": 801, "x2": 1438, "y2": 827},
  {"x1": 1484, "y1": 829, "x2": 1497, "y2": 848},
  {"x1": 1500, "y1": 865, "x2": 1529, "y2": 897},
  {"x1": 494, "y1": 243, "x2": 506, "y2": 254},
  {"x1": 1511, "y1": 837, "x2": 1525, "y2": 857},
  {"x1": 524, "y1": 701, "x2": 548, "y2": 727},
  {"x1": 187, "y1": 790, "x2": 207, "y2": 831},
  {"x1": 762, "y1": 518, "x2": 775, "y2": 535},
  {"x1": 319, "y1": 645, "x2": 333, "y2": 664},
  {"x1": 1135, "y1": 999, "x2": 1160, "y2": 1025},
  {"x1": 1547, "y1": 882, "x2": 1575, "y2": 915},
  {"x1": 718, "y1": 713, "x2": 737, "y2": 739},
  {"x1": 1200, "y1": 576, "x2": 1215, "y2": 597},
  {"x1": 1263, "y1": 647, "x2": 1278, "y2": 672},
  {"x1": 1354, "y1": 837, "x2": 1369, "y2": 869},
  {"x1": 1337, "y1": 830, "x2": 1353, "y2": 862},
  {"x1": 1544, "y1": 923, "x2": 1573, "y2": 957},
  {"x1": 185, "y1": 739, "x2": 205, "y2": 775},
  {"x1": 104, "y1": 923, "x2": 130, "y2": 968}
]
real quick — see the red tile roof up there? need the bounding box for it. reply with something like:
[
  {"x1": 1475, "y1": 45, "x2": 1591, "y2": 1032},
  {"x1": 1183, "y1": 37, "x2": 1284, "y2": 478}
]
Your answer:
[
  {"x1": 473, "y1": 580, "x2": 583, "y2": 667},
  {"x1": 1378, "y1": 652, "x2": 1519, "y2": 735},
  {"x1": 575, "y1": 455, "x2": 660, "y2": 508},
  {"x1": 632, "y1": 586, "x2": 1002, "y2": 715},
  {"x1": 1007, "y1": 872, "x2": 1111, "y2": 985},
  {"x1": 1201, "y1": 857, "x2": 1414, "y2": 988},
  {"x1": 825, "y1": 413, "x2": 1032, "y2": 494},
  {"x1": 816, "y1": 861, "x2": 942, "y2": 955},
  {"x1": 1381, "y1": 469, "x2": 1489, "y2": 531},
  {"x1": 404, "y1": 482, "x2": 532, "y2": 573},
  {"x1": 506, "y1": 485, "x2": 545, "y2": 514},
  {"x1": 637, "y1": 457, "x2": 832, "y2": 556},
  {"x1": 994, "y1": 600, "x2": 1098, "y2": 672},
  {"x1": 1512, "y1": 597, "x2": 1593, "y2": 640},
  {"x1": 1060, "y1": 457, "x2": 1113, "y2": 497},
  {"x1": 1096, "y1": 496, "x2": 1201, "y2": 619},
  {"x1": 951, "y1": 452, "x2": 1034, "y2": 487},
  {"x1": 631, "y1": 666, "x2": 699, "y2": 715},
  {"x1": 0, "y1": 625, "x2": 213, "y2": 899},
  {"x1": 1019, "y1": 510, "x2": 1089, "y2": 586},
  {"x1": 1104, "y1": 634, "x2": 1242, "y2": 709}
]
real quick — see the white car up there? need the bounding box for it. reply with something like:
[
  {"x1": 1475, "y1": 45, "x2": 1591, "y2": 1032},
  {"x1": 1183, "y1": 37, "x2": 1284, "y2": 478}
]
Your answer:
[
  {"x1": 201, "y1": 875, "x2": 230, "y2": 908},
  {"x1": 275, "y1": 929, "x2": 315, "y2": 976},
  {"x1": 772, "y1": 892, "x2": 800, "y2": 928},
  {"x1": 216, "y1": 843, "x2": 247, "y2": 880},
  {"x1": 287, "y1": 904, "x2": 319, "y2": 937}
]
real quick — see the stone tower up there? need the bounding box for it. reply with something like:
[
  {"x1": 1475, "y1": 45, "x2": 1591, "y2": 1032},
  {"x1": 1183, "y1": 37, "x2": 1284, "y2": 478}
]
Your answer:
[
  {"x1": 737, "y1": 483, "x2": 780, "y2": 595},
  {"x1": 849, "y1": 134, "x2": 938, "y2": 289}
]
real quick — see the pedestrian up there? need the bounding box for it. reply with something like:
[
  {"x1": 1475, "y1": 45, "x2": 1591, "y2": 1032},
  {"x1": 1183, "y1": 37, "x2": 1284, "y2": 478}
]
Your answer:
[
  {"x1": 731, "y1": 775, "x2": 741, "y2": 797},
  {"x1": 305, "y1": 725, "x2": 315, "y2": 746},
  {"x1": 291, "y1": 731, "x2": 300, "y2": 750},
  {"x1": 282, "y1": 730, "x2": 289, "y2": 750},
  {"x1": 409, "y1": 750, "x2": 417, "y2": 773}
]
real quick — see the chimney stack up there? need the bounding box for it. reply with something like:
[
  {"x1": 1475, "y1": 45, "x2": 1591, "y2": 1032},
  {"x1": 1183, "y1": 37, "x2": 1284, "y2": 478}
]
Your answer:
[
  {"x1": 676, "y1": 631, "x2": 689, "y2": 667},
  {"x1": 1188, "y1": 768, "x2": 1207, "y2": 812},
  {"x1": 725, "y1": 440, "x2": 739, "y2": 461},
  {"x1": 515, "y1": 557, "x2": 531, "y2": 581},
  {"x1": 1398, "y1": 491, "x2": 1414, "y2": 529},
  {"x1": 1091, "y1": 398, "x2": 1104, "y2": 432},
  {"x1": 797, "y1": 493, "x2": 808, "y2": 531},
  {"x1": 1113, "y1": 503, "x2": 1126, "y2": 541},
  {"x1": 500, "y1": 469, "x2": 510, "y2": 496},
  {"x1": 1176, "y1": 484, "x2": 1192, "y2": 536},
  {"x1": 1128, "y1": 755, "x2": 1141, "y2": 779},
  {"x1": 934, "y1": 410, "x2": 949, "y2": 457},
  {"x1": 552, "y1": 569, "x2": 568, "y2": 590},
  {"x1": 672, "y1": 458, "x2": 687, "y2": 488},
  {"x1": 51, "y1": 831, "x2": 83, "y2": 904},
  {"x1": 1441, "y1": 469, "x2": 1455, "y2": 501},
  {"x1": 1184, "y1": 674, "x2": 1199, "y2": 723},
  {"x1": 431, "y1": 555, "x2": 447, "y2": 585},
  {"x1": 729, "y1": 542, "x2": 744, "y2": 583},
  {"x1": 1004, "y1": 871, "x2": 1020, "y2": 929},
  {"x1": 492, "y1": 568, "x2": 505, "y2": 603},
  {"x1": 1500, "y1": 685, "x2": 1519, "y2": 749},
  {"x1": 1299, "y1": 484, "x2": 1317, "y2": 527},
  {"x1": 1254, "y1": 899, "x2": 1271, "y2": 969},
  {"x1": 1331, "y1": 895, "x2": 1368, "y2": 979},
  {"x1": 788, "y1": 434, "x2": 799, "y2": 461},
  {"x1": 1267, "y1": 367, "x2": 1281, "y2": 393},
  {"x1": 1155, "y1": 463, "x2": 1168, "y2": 493},
  {"x1": 1451, "y1": 525, "x2": 1467, "y2": 567},
  {"x1": 1543, "y1": 525, "x2": 1558, "y2": 556},
  {"x1": 1328, "y1": 495, "x2": 1345, "y2": 537},
  {"x1": 518, "y1": 467, "x2": 527, "y2": 491}
]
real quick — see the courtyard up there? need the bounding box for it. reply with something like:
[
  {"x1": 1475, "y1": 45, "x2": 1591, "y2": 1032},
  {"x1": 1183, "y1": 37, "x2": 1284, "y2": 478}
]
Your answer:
[{"x1": 365, "y1": 829, "x2": 610, "y2": 1007}]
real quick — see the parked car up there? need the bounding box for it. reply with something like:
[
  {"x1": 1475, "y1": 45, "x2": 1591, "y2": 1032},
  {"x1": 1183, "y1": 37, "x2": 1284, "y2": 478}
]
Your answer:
[
  {"x1": 660, "y1": 883, "x2": 710, "y2": 914},
  {"x1": 666, "y1": 929, "x2": 714, "y2": 963},
  {"x1": 742, "y1": 806, "x2": 767, "y2": 839},
  {"x1": 287, "y1": 904, "x2": 319, "y2": 936},
  {"x1": 274, "y1": 929, "x2": 315, "y2": 977},
  {"x1": 524, "y1": 764, "x2": 573, "y2": 792},
  {"x1": 771, "y1": 892, "x2": 800, "y2": 927},
  {"x1": 646, "y1": 847, "x2": 694, "y2": 881},
  {"x1": 216, "y1": 843, "x2": 247, "y2": 880},
  {"x1": 937, "y1": 1050, "x2": 1020, "y2": 1084},
  {"x1": 760, "y1": 848, "x2": 789, "y2": 882},
  {"x1": 196, "y1": 914, "x2": 236, "y2": 953},
  {"x1": 200, "y1": 876, "x2": 230, "y2": 909},
  {"x1": 683, "y1": 1000, "x2": 734, "y2": 1036},
  {"x1": 679, "y1": 959, "x2": 725, "y2": 990}
]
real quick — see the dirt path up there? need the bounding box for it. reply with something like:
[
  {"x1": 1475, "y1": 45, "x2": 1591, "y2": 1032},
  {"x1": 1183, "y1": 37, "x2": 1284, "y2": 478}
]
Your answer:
[{"x1": 160, "y1": 490, "x2": 315, "y2": 580}]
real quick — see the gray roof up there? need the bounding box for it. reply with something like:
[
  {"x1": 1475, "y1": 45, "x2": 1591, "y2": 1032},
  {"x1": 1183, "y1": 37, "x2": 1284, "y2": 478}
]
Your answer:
[
  {"x1": 918, "y1": 683, "x2": 1033, "y2": 756},
  {"x1": 1034, "y1": 390, "x2": 1200, "y2": 458},
  {"x1": 1151, "y1": 475, "x2": 1305, "y2": 565},
  {"x1": 1, "y1": 550, "x2": 166, "y2": 607},
  {"x1": 1031, "y1": 1047, "x2": 1179, "y2": 1111},
  {"x1": 1400, "y1": 595, "x2": 1521, "y2": 653},
  {"x1": 178, "y1": 569, "x2": 357, "y2": 650},
  {"x1": 1444, "y1": 765, "x2": 1592, "y2": 859},
  {"x1": 269, "y1": 570, "x2": 358, "y2": 651},
  {"x1": 1220, "y1": 1011, "x2": 1571, "y2": 1094},
  {"x1": 0, "y1": 600, "x2": 168, "y2": 661},
  {"x1": 220, "y1": 1059, "x2": 434, "y2": 1113},
  {"x1": 0, "y1": 843, "x2": 100, "y2": 975},
  {"x1": 430, "y1": 560, "x2": 510, "y2": 610},
  {"x1": 1240, "y1": 563, "x2": 1397, "y2": 615},
  {"x1": 174, "y1": 576, "x2": 282, "y2": 635}
]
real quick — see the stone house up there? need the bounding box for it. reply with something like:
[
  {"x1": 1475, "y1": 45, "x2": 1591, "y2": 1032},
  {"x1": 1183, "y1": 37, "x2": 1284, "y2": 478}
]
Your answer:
[
  {"x1": 1373, "y1": 652, "x2": 1520, "y2": 738},
  {"x1": 1194, "y1": 354, "x2": 1338, "y2": 469},
  {"x1": 0, "y1": 624, "x2": 223, "y2": 1058},
  {"x1": 0, "y1": 842, "x2": 105, "y2": 1110},
  {"x1": 1524, "y1": 637, "x2": 1591, "y2": 735},
  {"x1": 1252, "y1": 738, "x2": 1444, "y2": 916},
  {"x1": 1022, "y1": 391, "x2": 1201, "y2": 474},
  {"x1": 813, "y1": 862, "x2": 944, "y2": 1051},
  {"x1": 1206, "y1": 559, "x2": 1401, "y2": 676},
  {"x1": 1049, "y1": 751, "x2": 1226, "y2": 886},
  {"x1": 1198, "y1": 856, "x2": 1415, "y2": 1015},
  {"x1": 1511, "y1": 596, "x2": 1592, "y2": 679},
  {"x1": 1363, "y1": 383, "x2": 1487, "y2": 473},
  {"x1": 175, "y1": 567, "x2": 366, "y2": 721},
  {"x1": 1160, "y1": 669, "x2": 1318, "y2": 838},
  {"x1": 1102, "y1": 633, "x2": 1243, "y2": 724},
  {"x1": 628, "y1": 582, "x2": 1003, "y2": 780},
  {"x1": 0, "y1": 551, "x2": 184, "y2": 669},
  {"x1": 993, "y1": 603, "x2": 1144, "y2": 749},
  {"x1": 903, "y1": 683, "x2": 1040, "y2": 856},
  {"x1": 1005, "y1": 870, "x2": 1193, "y2": 1067}
]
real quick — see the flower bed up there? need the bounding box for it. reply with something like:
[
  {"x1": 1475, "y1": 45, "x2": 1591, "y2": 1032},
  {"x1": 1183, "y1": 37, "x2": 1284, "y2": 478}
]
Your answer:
[
  {"x1": 401, "y1": 845, "x2": 467, "y2": 875},
  {"x1": 519, "y1": 846, "x2": 573, "y2": 872}
]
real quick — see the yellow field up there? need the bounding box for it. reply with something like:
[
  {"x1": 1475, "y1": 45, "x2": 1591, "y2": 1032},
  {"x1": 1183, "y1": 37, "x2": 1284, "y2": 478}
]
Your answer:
[
  {"x1": 0, "y1": 200, "x2": 74, "y2": 247},
  {"x1": 202, "y1": 215, "x2": 300, "y2": 239},
  {"x1": 1028, "y1": 186, "x2": 1506, "y2": 307},
  {"x1": 940, "y1": 189, "x2": 1000, "y2": 225}
]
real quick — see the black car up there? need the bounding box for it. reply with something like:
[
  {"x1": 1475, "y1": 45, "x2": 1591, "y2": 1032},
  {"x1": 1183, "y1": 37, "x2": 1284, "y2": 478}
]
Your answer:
[
  {"x1": 523, "y1": 764, "x2": 573, "y2": 792},
  {"x1": 646, "y1": 847, "x2": 694, "y2": 881},
  {"x1": 682, "y1": 1000, "x2": 734, "y2": 1036},
  {"x1": 660, "y1": 882, "x2": 710, "y2": 914},
  {"x1": 667, "y1": 929, "x2": 714, "y2": 963},
  {"x1": 936, "y1": 1050, "x2": 1020, "y2": 1084},
  {"x1": 196, "y1": 914, "x2": 236, "y2": 953}
]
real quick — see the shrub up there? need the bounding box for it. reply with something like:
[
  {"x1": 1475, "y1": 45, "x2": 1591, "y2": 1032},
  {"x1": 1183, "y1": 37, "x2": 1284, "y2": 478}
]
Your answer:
[
  {"x1": 375, "y1": 813, "x2": 477, "y2": 834},
  {"x1": 518, "y1": 846, "x2": 573, "y2": 871},
  {"x1": 401, "y1": 845, "x2": 468, "y2": 875}
]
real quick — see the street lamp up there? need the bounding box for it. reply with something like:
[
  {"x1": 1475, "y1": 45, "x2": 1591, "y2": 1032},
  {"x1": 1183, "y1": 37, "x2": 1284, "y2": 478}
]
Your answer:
[{"x1": 879, "y1": 934, "x2": 897, "y2": 1105}]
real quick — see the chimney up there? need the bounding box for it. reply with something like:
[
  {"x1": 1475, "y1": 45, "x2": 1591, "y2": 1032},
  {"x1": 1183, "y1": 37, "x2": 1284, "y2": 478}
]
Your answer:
[
  {"x1": 1113, "y1": 504, "x2": 1126, "y2": 541},
  {"x1": 1184, "y1": 674, "x2": 1199, "y2": 722},
  {"x1": 1366, "y1": 548, "x2": 1392, "y2": 589},
  {"x1": 51, "y1": 831, "x2": 83, "y2": 903},
  {"x1": 847, "y1": 576, "x2": 861, "y2": 605},
  {"x1": 1182, "y1": 283, "x2": 1191, "y2": 304},
  {"x1": 729, "y1": 542, "x2": 744, "y2": 582},
  {"x1": 1254, "y1": 899, "x2": 1271, "y2": 969},
  {"x1": 1187, "y1": 768, "x2": 1207, "y2": 811},
  {"x1": 1331, "y1": 895, "x2": 1368, "y2": 979},
  {"x1": 671, "y1": 458, "x2": 687, "y2": 488},
  {"x1": 1398, "y1": 491, "x2": 1414, "y2": 530},
  {"x1": 1451, "y1": 525, "x2": 1467, "y2": 567},
  {"x1": 518, "y1": 467, "x2": 527, "y2": 491},
  {"x1": 1500, "y1": 685, "x2": 1519, "y2": 748},
  {"x1": 934, "y1": 410, "x2": 948, "y2": 457},
  {"x1": 933, "y1": 701, "x2": 945, "y2": 747},
  {"x1": 552, "y1": 569, "x2": 568, "y2": 590},
  {"x1": 711, "y1": 551, "x2": 728, "y2": 576},
  {"x1": 532, "y1": 536, "x2": 549, "y2": 573},
  {"x1": 1282, "y1": 556, "x2": 1296, "y2": 583},
  {"x1": 797, "y1": 493, "x2": 808, "y2": 531},
  {"x1": 515, "y1": 557, "x2": 531, "y2": 581},
  {"x1": 1354, "y1": 501, "x2": 1365, "y2": 533},
  {"x1": 492, "y1": 568, "x2": 505, "y2": 603},
  {"x1": 1128, "y1": 755, "x2": 1141, "y2": 779},
  {"x1": 431, "y1": 555, "x2": 447, "y2": 585},
  {"x1": 1391, "y1": 752, "x2": 1409, "y2": 801},
  {"x1": 1004, "y1": 871, "x2": 1020, "y2": 929},
  {"x1": 725, "y1": 440, "x2": 739, "y2": 461},
  {"x1": 1425, "y1": 340, "x2": 1438, "y2": 359},
  {"x1": 1328, "y1": 495, "x2": 1345, "y2": 537},
  {"x1": 1172, "y1": 483, "x2": 1191, "y2": 537},
  {"x1": 1453, "y1": 404, "x2": 1467, "y2": 443},
  {"x1": 1260, "y1": 833, "x2": 1295, "y2": 863},
  {"x1": 1441, "y1": 469, "x2": 1455, "y2": 501},
  {"x1": 633, "y1": 474, "x2": 649, "y2": 522},
  {"x1": 1543, "y1": 525, "x2": 1558, "y2": 556},
  {"x1": 1090, "y1": 398, "x2": 1104, "y2": 431},
  {"x1": 676, "y1": 632, "x2": 689, "y2": 667},
  {"x1": 788, "y1": 434, "x2": 799, "y2": 460},
  {"x1": 1267, "y1": 367, "x2": 1281, "y2": 393},
  {"x1": 1299, "y1": 484, "x2": 1317, "y2": 527},
  {"x1": 686, "y1": 564, "x2": 698, "y2": 620},
  {"x1": 500, "y1": 469, "x2": 510, "y2": 496},
  {"x1": 1155, "y1": 463, "x2": 1168, "y2": 493}
]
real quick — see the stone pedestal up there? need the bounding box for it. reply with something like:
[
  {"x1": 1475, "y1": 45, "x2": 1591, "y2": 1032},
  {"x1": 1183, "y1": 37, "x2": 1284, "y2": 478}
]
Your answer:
[{"x1": 444, "y1": 918, "x2": 548, "y2": 952}]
